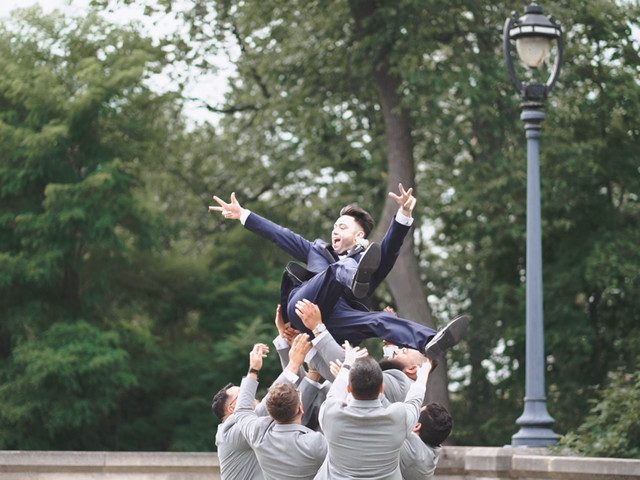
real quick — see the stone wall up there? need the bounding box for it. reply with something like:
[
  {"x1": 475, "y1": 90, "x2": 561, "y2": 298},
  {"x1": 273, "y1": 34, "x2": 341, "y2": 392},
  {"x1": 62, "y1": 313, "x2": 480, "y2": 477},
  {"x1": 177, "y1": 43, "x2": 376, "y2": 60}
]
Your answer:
[
  {"x1": 0, "y1": 451, "x2": 220, "y2": 480},
  {"x1": 1, "y1": 447, "x2": 640, "y2": 479},
  {"x1": 436, "y1": 447, "x2": 640, "y2": 479}
]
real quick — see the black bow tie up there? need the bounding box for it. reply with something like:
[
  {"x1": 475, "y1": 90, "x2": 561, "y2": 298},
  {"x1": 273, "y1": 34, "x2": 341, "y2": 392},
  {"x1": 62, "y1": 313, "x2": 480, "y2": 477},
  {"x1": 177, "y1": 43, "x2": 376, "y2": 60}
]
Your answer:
[{"x1": 343, "y1": 245, "x2": 365, "y2": 258}]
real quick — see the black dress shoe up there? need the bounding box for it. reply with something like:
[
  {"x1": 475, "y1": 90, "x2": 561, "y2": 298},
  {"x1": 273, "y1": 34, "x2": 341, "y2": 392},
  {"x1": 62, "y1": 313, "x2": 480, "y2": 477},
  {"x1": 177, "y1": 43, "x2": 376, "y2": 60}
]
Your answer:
[
  {"x1": 351, "y1": 242, "x2": 381, "y2": 299},
  {"x1": 424, "y1": 315, "x2": 470, "y2": 360}
]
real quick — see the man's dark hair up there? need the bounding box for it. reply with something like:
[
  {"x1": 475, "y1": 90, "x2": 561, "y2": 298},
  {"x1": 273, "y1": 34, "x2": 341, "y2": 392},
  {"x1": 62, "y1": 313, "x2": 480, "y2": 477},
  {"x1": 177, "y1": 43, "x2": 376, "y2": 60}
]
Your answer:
[
  {"x1": 349, "y1": 356, "x2": 383, "y2": 400},
  {"x1": 340, "y1": 205, "x2": 374, "y2": 238},
  {"x1": 211, "y1": 382, "x2": 234, "y2": 420},
  {"x1": 266, "y1": 383, "x2": 300, "y2": 423},
  {"x1": 378, "y1": 358, "x2": 405, "y2": 371},
  {"x1": 418, "y1": 403, "x2": 453, "y2": 447}
]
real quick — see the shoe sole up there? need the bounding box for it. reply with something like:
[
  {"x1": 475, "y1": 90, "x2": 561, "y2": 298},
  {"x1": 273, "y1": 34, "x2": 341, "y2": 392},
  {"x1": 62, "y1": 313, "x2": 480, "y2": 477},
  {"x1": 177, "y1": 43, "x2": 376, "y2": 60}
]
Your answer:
[
  {"x1": 352, "y1": 243, "x2": 381, "y2": 298},
  {"x1": 424, "y1": 315, "x2": 470, "y2": 359}
]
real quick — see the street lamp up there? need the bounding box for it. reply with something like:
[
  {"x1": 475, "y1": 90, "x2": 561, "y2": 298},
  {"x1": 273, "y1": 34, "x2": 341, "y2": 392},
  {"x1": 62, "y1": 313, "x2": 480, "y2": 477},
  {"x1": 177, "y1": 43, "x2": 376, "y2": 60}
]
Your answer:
[{"x1": 503, "y1": 2, "x2": 563, "y2": 448}]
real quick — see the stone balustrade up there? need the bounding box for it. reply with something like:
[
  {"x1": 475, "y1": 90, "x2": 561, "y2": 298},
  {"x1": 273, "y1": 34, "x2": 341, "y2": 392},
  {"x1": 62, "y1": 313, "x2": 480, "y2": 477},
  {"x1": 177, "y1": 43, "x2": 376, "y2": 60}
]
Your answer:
[{"x1": 1, "y1": 447, "x2": 639, "y2": 479}]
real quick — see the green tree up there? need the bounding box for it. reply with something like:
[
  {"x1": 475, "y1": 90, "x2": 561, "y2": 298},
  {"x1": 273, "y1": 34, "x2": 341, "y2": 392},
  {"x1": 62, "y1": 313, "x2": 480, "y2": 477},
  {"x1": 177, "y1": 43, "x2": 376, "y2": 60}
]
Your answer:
[
  {"x1": 416, "y1": 0, "x2": 640, "y2": 444},
  {"x1": 0, "y1": 322, "x2": 136, "y2": 449},
  {"x1": 171, "y1": 0, "x2": 640, "y2": 446},
  {"x1": 5, "y1": 0, "x2": 636, "y2": 451},
  {"x1": 559, "y1": 366, "x2": 640, "y2": 458},
  {"x1": 108, "y1": 0, "x2": 640, "y2": 447},
  {"x1": 0, "y1": 7, "x2": 217, "y2": 450}
]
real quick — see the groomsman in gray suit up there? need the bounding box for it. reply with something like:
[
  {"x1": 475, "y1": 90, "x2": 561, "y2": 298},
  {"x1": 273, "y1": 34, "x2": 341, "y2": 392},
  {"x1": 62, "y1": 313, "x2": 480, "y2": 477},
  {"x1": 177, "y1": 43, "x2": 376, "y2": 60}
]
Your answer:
[
  {"x1": 272, "y1": 303, "x2": 332, "y2": 431},
  {"x1": 295, "y1": 298, "x2": 439, "y2": 403},
  {"x1": 400, "y1": 403, "x2": 453, "y2": 480},
  {"x1": 213, "y1": 382, "x2": 263, "y2": 480},
  {"x1": 315, "y1": 342, "x2": 433, "y2": 480},
  {"x1": 213, "y1": 333, "x2": 312, "y2": 480},
  {"x1": 235, "y1": 342, "x2": 328, "y2": 480}
]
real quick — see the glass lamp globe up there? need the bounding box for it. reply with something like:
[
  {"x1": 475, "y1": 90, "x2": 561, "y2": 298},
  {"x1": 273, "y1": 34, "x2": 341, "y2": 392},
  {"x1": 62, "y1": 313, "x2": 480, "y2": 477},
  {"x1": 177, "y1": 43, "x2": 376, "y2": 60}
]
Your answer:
[{"x1": 516, "y1": 36, "x2": 552, "y2": 68}]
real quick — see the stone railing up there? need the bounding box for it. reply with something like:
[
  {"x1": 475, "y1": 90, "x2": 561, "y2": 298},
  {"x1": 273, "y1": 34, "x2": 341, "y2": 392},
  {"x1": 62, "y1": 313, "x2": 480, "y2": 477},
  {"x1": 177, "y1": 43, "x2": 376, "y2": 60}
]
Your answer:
[
  {"x1": 0, "y1": 451, "x2": 219, "y2": 479},
  {"x1": 437, "y1": 447, "x2": 640, "y2": 479},
  {"x1": 1, "y1": 447, "x2": 640, "y2": 479}
]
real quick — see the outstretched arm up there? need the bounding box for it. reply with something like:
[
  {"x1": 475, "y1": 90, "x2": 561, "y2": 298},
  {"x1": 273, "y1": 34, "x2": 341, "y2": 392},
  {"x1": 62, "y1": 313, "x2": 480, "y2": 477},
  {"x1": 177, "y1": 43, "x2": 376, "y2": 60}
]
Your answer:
[
  {"x1": 286, "y1": 333, "x2": 313, "y2": 374},
  {"x1": 235, "y1": 344, "x2": 271, "y2": 446},
  {"x1": 210, "y1": 192, "x2": 313, "y2": 261},
  {"x1": 326, "y1": 341, "x2": 368, "y2": 401},
  {"x1": 369, "y1": 184, "x2": 416, "y2": 288},
  {"x1": 415, "y1": 358, "x2": 434, "y2": 388},
  {"x1": 400, "y1": 358, "x2": 433, "y2": 433}
]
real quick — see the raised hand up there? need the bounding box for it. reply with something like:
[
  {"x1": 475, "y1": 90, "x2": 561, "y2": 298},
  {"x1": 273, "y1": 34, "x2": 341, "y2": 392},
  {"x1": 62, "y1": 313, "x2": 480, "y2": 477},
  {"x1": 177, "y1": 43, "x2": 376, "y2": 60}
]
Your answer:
[
  {"x1": 415, "y1": 358, "x2": 434, "y2": 386},
  {"x1": 288, "y1": 333, "x2": 312, "y2": 371},
  {"x1": 209, "y1": 192, "x2": 243, "y2": 220},
  {"x1": 274, "y1": 304, "x2": 301, "y2": 345},
  {"x1": 342, "y1": 340, "x2": 368, "y2": 367},
  {"x1": 388, "y1": 183, "x2": 416, "y2": 217},
  {"x1": 249, "y1": 343, "x2": 269, "y2": 371},
  {"x1": 295, "y1": 299, "x2": 323, "y2": 332},
  {"x1": 329, "y1": 359, "x2": 342, "y2": 378}
]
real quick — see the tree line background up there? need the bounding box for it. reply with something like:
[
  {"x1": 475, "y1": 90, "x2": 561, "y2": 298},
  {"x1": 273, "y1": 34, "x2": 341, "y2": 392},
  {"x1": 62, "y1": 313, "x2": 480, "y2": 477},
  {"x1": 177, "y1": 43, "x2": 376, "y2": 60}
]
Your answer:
[{"x1": 0, "y1": 0, "x2": 638, "y2": 457}]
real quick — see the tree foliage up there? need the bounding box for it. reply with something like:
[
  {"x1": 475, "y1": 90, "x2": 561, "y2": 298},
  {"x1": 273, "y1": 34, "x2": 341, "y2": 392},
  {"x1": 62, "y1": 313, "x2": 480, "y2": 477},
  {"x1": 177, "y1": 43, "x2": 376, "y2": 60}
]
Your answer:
[
  {"x1": 1, "y1": 0, "x2": 639, "y2": 452},
  {"x1": 0, "y1": 322, "x2": 136, "y2": 449},
  {"x1": 559, "y1": 366, "x2": 640, "y2": 458},
  {"x1": 0, "y1": 6, "x2": 218, "y2": 450}
]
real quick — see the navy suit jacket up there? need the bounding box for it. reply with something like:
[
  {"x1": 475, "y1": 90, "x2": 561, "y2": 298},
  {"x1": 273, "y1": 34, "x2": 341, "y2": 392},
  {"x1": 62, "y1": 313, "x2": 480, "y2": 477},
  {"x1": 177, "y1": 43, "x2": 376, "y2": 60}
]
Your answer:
[
  {"x1": 241, "y1": 210, "x2": 437, "y2": 351},
  {"x1": 244, "y1": 211, "x2": 410, "y2": 308}
]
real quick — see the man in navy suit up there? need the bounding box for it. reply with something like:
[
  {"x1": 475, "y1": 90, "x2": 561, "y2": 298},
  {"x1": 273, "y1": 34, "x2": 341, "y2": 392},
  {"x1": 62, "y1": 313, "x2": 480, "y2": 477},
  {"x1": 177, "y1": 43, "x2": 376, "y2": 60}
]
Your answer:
[{"x1": 210, "y1": 184, "x2": 468, "y2": 356}]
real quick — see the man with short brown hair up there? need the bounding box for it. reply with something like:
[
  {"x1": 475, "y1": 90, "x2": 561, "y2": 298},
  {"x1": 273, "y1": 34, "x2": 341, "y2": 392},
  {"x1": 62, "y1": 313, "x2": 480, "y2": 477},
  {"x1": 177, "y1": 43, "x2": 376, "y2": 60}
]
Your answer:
[
  {"x1": 213, "y1": 328, "x2": 313, "y2": 480},
  {"x1": 265, "y1": 382, "x2": 301, "y2": 423},
  {"x1": 235, "y1": 342, "x2": 327, "y2": 480}
]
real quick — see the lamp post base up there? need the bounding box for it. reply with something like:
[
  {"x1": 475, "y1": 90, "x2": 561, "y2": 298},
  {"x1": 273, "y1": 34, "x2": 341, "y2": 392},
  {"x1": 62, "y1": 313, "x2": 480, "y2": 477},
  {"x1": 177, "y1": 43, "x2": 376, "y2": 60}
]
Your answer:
[
  {"x1": 511, "y1": 426, "x2": 560, "y2": 447},
  {"x1": 511, "y1": 398, "x2": 559, "y2": 447}
]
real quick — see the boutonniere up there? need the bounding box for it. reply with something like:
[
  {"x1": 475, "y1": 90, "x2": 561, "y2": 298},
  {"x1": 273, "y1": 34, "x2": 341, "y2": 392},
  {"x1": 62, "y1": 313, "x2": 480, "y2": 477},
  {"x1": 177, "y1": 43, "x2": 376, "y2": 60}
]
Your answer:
[{"x1": 356, "y1": 238, "x2": 370, "y2": 250}]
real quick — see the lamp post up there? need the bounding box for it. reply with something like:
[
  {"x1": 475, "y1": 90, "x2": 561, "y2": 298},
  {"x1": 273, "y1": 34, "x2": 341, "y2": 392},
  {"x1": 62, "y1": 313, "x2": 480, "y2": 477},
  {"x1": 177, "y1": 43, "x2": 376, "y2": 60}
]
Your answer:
[{"x1": 503, "y1": 2, "x2": 563, "y2": 447}]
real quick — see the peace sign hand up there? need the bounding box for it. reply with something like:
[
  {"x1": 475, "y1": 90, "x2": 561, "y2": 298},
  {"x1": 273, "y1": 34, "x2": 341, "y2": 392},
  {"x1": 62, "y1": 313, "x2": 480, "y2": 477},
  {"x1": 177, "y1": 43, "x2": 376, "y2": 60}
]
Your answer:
[
  {"x1": 388, "y1": 183, "x2": 416, "y2": 217},
  {"x1": 209, "y1": 192, "x2": 242, "y2": 220}
]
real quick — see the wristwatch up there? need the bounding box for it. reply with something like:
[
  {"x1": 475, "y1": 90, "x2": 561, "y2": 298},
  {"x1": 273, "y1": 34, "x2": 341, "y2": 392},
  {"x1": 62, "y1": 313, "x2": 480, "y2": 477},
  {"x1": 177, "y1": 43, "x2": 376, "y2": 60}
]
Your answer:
[
  {"x1": 313, "y1": 324, "x2": 327, "y2": 335},
  {"x1": 248, "y1": 367, "x2": 260, "y2": 375}
]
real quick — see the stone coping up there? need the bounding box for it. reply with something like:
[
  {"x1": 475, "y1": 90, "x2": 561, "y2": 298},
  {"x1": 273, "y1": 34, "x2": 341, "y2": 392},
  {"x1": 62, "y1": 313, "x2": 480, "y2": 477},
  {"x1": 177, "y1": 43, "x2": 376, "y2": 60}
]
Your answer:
[
  {"x1": 436, "y1": 446, "x2": 640, "y2": 479},
  {"x1": 0, "y1": 450, "x2": 219, "y2": 471},
  {"x1": 1, "y1": 447, "x2": 639, "y2": 479}
]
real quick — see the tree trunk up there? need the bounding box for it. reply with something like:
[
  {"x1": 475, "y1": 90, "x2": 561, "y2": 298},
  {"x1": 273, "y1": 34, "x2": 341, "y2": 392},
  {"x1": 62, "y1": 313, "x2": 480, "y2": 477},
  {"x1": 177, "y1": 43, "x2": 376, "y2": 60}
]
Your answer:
[{"x1": 349, "y1": 0, "x2": 450, "y2": 407}]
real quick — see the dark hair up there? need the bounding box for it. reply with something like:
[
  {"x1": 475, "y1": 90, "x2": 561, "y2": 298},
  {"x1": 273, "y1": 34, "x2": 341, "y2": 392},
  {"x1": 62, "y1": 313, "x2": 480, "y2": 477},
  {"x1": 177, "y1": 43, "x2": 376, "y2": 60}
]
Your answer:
[
  {"x1": 418, "y1": 403, "x2": 453, "y2": 447},
  {"x1": 266, "y1": 383, "x2": 300, "y2": 423},
  {"x1": 349, "y1": 357, "x2": 383, "y2": 400},
  {"x1": 211, "y1": 382, "x2": 234, "y2": 420},
  {"x1": 340, "y1": 205, "x2": 374, "y2": 238},
  {"x1": 378, "y1": 358, "x2": 405, "y2": 371}
]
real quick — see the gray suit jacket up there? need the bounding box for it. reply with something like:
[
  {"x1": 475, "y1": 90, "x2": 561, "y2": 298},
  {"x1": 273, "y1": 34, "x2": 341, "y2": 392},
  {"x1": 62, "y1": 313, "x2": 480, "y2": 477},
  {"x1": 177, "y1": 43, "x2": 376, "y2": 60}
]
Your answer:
[
  {"x1": 310, "y1": 331, "x2": 414, "y2": 404},
  {"x1": 273, "y1": 335, "x2": 330, "y2": 430},
  {"x1": 236, "y1": 376, "x2": 328, "y2": 480},
  {"x1": 315, "y1": 365, "x2": 426, "y2": 479},
  {"x1": 399, "y1": 433, "x2": 441, "y2": 480},
  {"x1": 274, "y1": 335, "x2": 307, "y2": 381},
  {"x1": 215, "y1": 369, "x2": 297, "y2": 480},
  {"x1": 381, "y1": 369, "x2": 413, "y2": 404},
  {"x1": 215, "y1": 415, "x2": 264, "y2": 480}
]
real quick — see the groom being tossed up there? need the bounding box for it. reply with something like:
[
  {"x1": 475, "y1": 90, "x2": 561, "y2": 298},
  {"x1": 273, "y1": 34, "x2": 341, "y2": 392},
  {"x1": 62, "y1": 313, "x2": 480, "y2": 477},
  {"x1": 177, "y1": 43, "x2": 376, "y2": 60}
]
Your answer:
[{"x1": 210, "y1": 184, "x2": 468, "y2": 361}]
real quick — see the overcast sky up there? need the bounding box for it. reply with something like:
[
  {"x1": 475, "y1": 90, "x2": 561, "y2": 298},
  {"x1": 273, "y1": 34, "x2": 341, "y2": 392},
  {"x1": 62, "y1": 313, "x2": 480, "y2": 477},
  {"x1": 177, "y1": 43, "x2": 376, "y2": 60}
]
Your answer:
[
  {"x1": 0, "y1": 0, "x2": 88, "y2": 18},
  {"x1": 0, "y1": 0, "x2": 233, "y2": 126}
]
